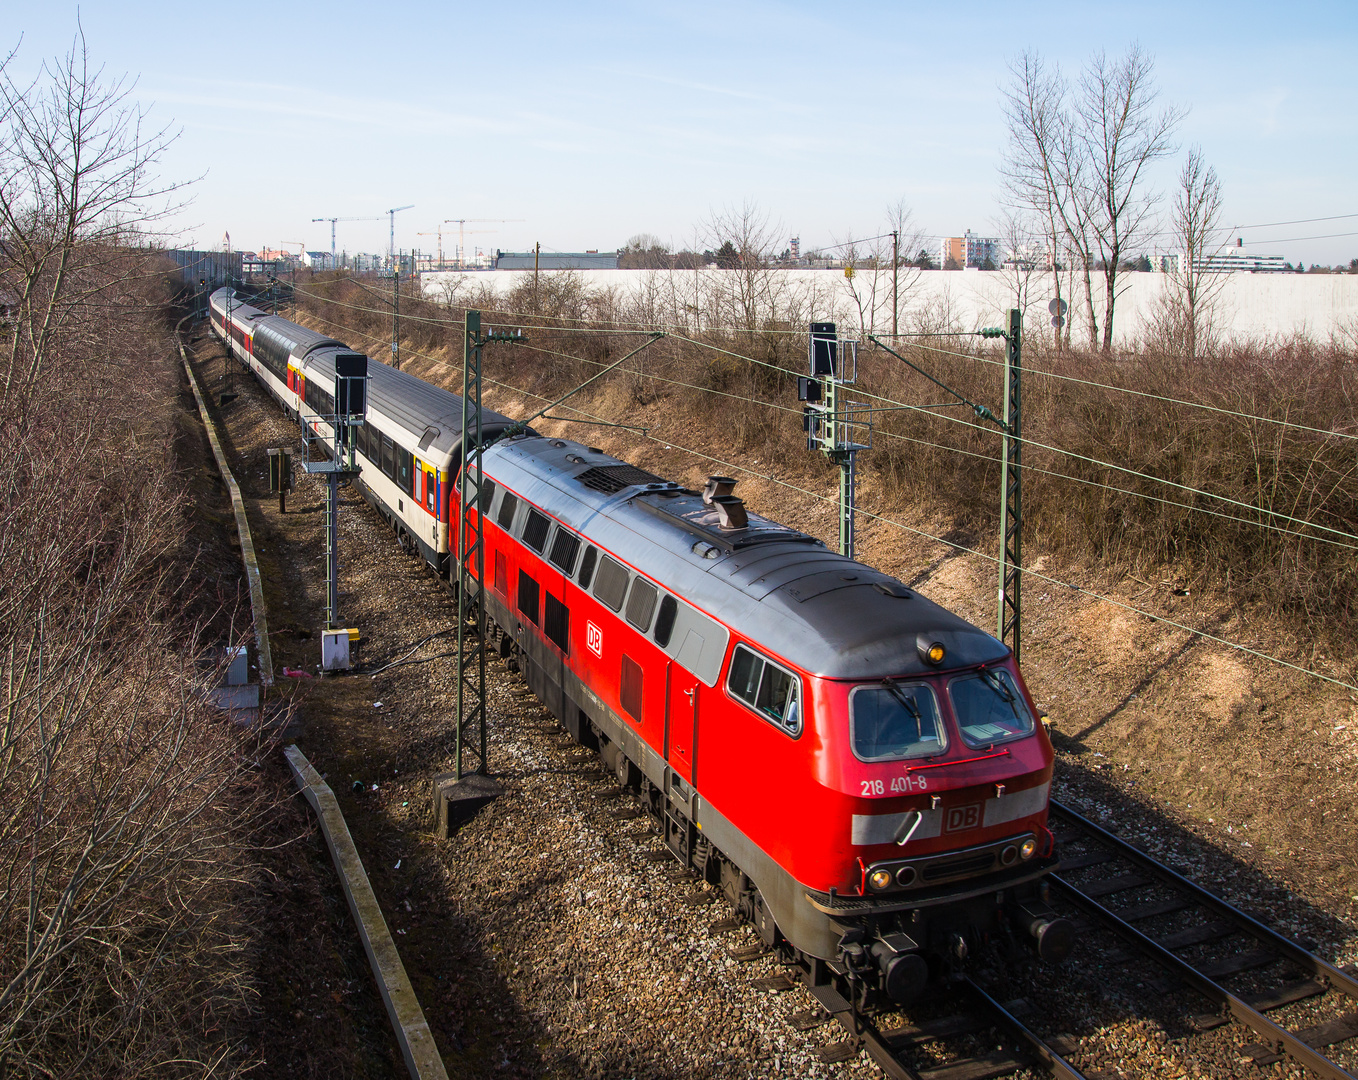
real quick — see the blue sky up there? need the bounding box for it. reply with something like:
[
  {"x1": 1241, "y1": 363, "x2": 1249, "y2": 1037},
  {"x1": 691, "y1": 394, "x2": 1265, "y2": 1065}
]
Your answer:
[{"x1": 7, "y1": 1, "x2": 1357, "y2": 265}]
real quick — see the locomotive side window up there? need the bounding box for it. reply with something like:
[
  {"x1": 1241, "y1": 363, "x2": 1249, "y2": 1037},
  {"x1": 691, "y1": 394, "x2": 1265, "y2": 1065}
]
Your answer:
[
  {"x1": 593, "y1": 556, "x2": 629, "y2": 612},
  {"x1": 517, "y1": 570, "x2": 540, "y2": 625},
  {"x1": 522, "y1": 509, "x2": 551, "y2": 553},
  {"x1": 850, "y1": 683, "x2": 945, "y2": 762},
  {"x1": 625, "y1": 578, "x2": 658, "y2": 632},
  {"x1": 578, "y1": 546, "x2": 598, "y2": 589},
  {"x1": 497, "y1": 491, "x2": 518, "y2": 530},
  {"x1": 654, "y1": 595, "x2": 678, "y2": 648},
  {"x1": 495, "y1": 551, "x2": 507, "y2": 595},
  {"x1": 949, "y1": 668, "x2": 1034, "y2": 748},
  {"x1": 548, "y1": 528, "x2": 580, "y2": 574},
  {"x1": 544, "y1": 594, "x2": 569, "y2": 653},
  {"x1": 479, "y1": 478, "x2": 495, "y2": 512},
  {"x1": 727, "y1": 645, "x2": 802, "y2": 736}
]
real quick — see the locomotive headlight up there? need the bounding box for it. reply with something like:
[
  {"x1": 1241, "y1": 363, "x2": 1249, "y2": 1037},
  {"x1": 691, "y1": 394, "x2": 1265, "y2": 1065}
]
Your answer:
[
  {"x1": 868, "y1": 869, "x2": 893, "y2": 892},
  {"x1": 916, "y1": 635, "x2": 946, "y2": 666},
  {"x1": 1019, "y1": 837, "x2": 1038, "y2": 860}
]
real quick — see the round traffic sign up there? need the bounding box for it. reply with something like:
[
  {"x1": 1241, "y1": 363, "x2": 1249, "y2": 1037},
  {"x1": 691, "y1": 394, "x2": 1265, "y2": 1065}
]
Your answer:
[{"x1": 1048, "y1": 298, "x2": 1068, "y2": 316}]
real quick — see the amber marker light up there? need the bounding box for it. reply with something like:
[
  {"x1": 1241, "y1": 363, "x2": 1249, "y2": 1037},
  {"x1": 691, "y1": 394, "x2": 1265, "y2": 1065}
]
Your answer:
[
  {"x1": 868, "y1": 869, "x2": 893, "y2": 892},
  {"x1": 917, "y1": 635, "x2": 946, "y2": 666}
]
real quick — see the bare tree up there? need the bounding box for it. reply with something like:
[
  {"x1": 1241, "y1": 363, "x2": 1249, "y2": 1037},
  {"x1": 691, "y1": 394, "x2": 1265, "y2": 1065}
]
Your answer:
[
  {"x1": 1165, "y1": 145, "x2": 1226, "y2": 361},
  {"x1": 1075, "y1": 45, "x2": 1184, "y2": 351},
  {"x1": 1001, "y1": 45, "x2": 1182, "y2": 351},
  {"x1": 1001, "y1": 51, "x2": 1093, "y2": 349},
  {"x1": 0, "y1": 24, "x2": 186, "y2": 413}
]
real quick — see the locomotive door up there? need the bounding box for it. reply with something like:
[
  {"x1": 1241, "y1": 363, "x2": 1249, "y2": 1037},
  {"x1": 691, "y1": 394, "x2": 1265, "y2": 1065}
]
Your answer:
[{"x1": 665, "y1": 661, "x2": 698, "y2": 784}]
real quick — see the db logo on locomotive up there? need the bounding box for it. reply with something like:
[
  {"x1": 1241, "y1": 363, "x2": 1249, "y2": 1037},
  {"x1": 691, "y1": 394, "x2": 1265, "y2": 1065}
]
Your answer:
[
  {"x1": 944, "y1": 804, "x2": 982, "y2": 833},
  {"x1": 586, "y1": 620, "x2": 603, "y2": 658}
]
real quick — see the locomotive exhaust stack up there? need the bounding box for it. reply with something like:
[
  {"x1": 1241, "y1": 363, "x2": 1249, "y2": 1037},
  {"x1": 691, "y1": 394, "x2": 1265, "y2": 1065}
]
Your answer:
[{"x1": 701, "y1": 475, "x2": 737, "y2": 504}]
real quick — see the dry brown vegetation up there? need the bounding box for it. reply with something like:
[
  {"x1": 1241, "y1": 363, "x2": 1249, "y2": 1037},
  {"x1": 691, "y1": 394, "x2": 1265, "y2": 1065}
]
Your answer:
[
  {"x1": 0, "y1": 33, "x2": 284, "y2": 1078},
  {"x1": 292, "y1": 269, "x2": 1358, "y2": 672}
]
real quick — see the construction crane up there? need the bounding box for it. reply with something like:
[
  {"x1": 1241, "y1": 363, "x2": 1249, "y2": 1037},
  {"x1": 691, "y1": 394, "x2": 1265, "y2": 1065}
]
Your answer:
[
  {"x1": 312, "y1": 215, "x2": 380, "y2": 268},
  {"x1": 418, "y1": 225, "x2": 497, "y2": 270},
  {"x1": 444, "y1": 218, "x2": 524, "y2": 267}
]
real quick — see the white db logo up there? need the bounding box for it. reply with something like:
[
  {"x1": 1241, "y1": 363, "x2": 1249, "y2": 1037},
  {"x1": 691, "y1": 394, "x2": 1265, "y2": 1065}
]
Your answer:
[{"x1": 586, "y1": 621, "x2": 603, "y2": 657}]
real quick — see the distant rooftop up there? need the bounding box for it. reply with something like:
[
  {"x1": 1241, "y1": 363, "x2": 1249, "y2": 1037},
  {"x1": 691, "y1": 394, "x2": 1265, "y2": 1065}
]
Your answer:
[{"x1": 494, "y1": 250, "x2": 619, "y2": 270}]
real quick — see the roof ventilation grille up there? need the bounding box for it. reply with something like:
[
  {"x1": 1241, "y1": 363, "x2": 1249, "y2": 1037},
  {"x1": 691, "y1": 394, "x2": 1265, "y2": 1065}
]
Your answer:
[{"x1": 576, "y1": 463, "x2": 667, "y2": 494}]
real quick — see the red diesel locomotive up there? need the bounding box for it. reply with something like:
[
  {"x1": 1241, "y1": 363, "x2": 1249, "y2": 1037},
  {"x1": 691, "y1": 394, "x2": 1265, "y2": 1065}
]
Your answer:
[{"x1": 208, "y1": 293, "x2": 1073, "y2": 1007}]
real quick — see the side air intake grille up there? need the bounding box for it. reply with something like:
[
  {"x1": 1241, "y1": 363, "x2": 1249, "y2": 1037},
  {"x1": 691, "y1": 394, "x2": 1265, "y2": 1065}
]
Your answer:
[{"x1": 576, "y1": 464, "x2": 666, "y2": 494}]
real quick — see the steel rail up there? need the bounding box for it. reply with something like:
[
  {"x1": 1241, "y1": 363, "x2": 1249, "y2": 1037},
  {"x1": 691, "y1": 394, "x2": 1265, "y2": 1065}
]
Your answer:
[
  {"x1": 1050, "y1": 800, "x2": 1358, "y2": 1003},
  {"x1": 1049, "y1": 867, "x2": 1355, "y2": 1079},
  {"x1": 961, "y1": 977, "x2": 1088, "y2": 1080}
]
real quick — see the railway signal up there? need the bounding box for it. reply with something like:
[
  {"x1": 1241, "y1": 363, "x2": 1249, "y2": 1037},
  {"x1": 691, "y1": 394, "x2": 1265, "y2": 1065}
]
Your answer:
[
  {"x1": 300, "y1": 351, "x2": 368, "y2": 657},
  {"x1": 799, "y1": 322, "x2": 869, "y2": 558}
]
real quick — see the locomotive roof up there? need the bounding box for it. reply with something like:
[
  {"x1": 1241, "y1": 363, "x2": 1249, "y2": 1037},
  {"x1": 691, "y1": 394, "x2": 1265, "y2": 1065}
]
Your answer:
[
  {"x1": 486, "y1": 434, "x2": 1009, "y2": 680},
  {"x1": 305, "y1": 349, "x2": 522, "y2": 459}
]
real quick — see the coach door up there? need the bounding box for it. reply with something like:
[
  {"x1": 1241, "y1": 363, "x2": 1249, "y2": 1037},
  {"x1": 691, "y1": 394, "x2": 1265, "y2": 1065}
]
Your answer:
[{"x1": 665, "y1": 661, "x2": 698, "y2": 784}]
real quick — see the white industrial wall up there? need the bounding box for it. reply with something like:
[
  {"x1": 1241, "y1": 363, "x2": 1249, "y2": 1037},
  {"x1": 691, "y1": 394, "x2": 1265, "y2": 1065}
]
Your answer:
[{"x1": 421, "y1": 268, "x2": 1358, "y2": 346}]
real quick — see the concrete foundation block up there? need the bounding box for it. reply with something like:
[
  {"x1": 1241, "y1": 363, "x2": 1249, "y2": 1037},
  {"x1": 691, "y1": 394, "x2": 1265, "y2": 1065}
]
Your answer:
[{"x1": 432, "y1": 772, "x2": 502, "y2": 838}]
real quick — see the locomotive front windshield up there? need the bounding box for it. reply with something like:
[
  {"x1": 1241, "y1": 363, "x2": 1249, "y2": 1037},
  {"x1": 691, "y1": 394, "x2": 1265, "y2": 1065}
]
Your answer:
[
  {"x1": 850, "y1": 682, "x2": 945, "y2": 761},
  {"x1": 949, "y1": 668, "x2": 1034, "y2": 748}
]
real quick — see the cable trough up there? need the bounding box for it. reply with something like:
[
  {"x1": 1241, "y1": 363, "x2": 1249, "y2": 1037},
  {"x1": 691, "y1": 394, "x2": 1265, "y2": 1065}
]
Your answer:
[{"x1": 1049, "y1": 800, "x2": 1358, "y2": 1079}]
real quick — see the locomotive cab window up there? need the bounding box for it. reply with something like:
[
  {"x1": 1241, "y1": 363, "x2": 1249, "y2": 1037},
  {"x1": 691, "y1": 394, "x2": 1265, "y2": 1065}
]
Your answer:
[
  {"x1": 497, "y1": 491, "x2": 518, "y2": 531},
  {"x1": 727, "y1": 645, "x2": 802, "y2": 736},
  {"x1": 949, "y1": 668, "x2": 1034, "y2": 748},
  {"x1": 850, "y1": 682, "x2": 945, "y2": 761}
]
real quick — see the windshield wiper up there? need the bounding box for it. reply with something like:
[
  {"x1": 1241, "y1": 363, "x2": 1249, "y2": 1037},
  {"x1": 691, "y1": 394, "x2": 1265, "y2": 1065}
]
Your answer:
[
  {"x1": 980, "y1": 667, "x2": 1015, "y2": 702},
  {"x1": 881, "y1": 678, "x2": 923, "y2": 725}
]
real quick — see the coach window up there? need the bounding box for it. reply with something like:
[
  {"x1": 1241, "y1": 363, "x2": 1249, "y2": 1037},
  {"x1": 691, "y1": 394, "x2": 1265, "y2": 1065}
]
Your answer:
[
  {"x1": 592, "y1": 555, "x2": 629, "y2": 612},
  {"x1": 517, "y1": 570, "x2": 540, "y2": 625},
  {"x1": 948, "y1": 668, "x2": 1034, "y2": 749},
  {"x1": 522, "y1": 508, "x2": 551, "y2": 553},
  {"x1": 548, "y1": 528, "x2": 580, "y2": 575},
  {"x1": 577, "y1": 546, "x2": 598, "y2": 589},
  {"x1": 625, "y1": 577, "x2": 658, "y2": 633},
  {"x1": 398, "y1": 447, "x2": 414, "y2": 496},
  {"x1": 727, "y1": 645, "x2": 802, "y2": 736},
  {"x1": 653, "y1": 594, "x2": 678, "y2": 648},
  {"x1": 381, "y1": 433, "x2": 395, "y2": 480}
]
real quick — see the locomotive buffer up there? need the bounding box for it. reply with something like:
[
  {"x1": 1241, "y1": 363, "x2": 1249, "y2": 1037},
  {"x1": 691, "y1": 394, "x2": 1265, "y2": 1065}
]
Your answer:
[{"x1": 301, "y1": 352, "x2": 368, "y2": 666}]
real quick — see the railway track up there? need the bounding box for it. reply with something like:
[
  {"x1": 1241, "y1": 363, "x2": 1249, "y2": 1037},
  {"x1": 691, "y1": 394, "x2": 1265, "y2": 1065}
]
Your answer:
[{"x1": 1049, "y1": 799, "x2": 1358, "y2": 1079}]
